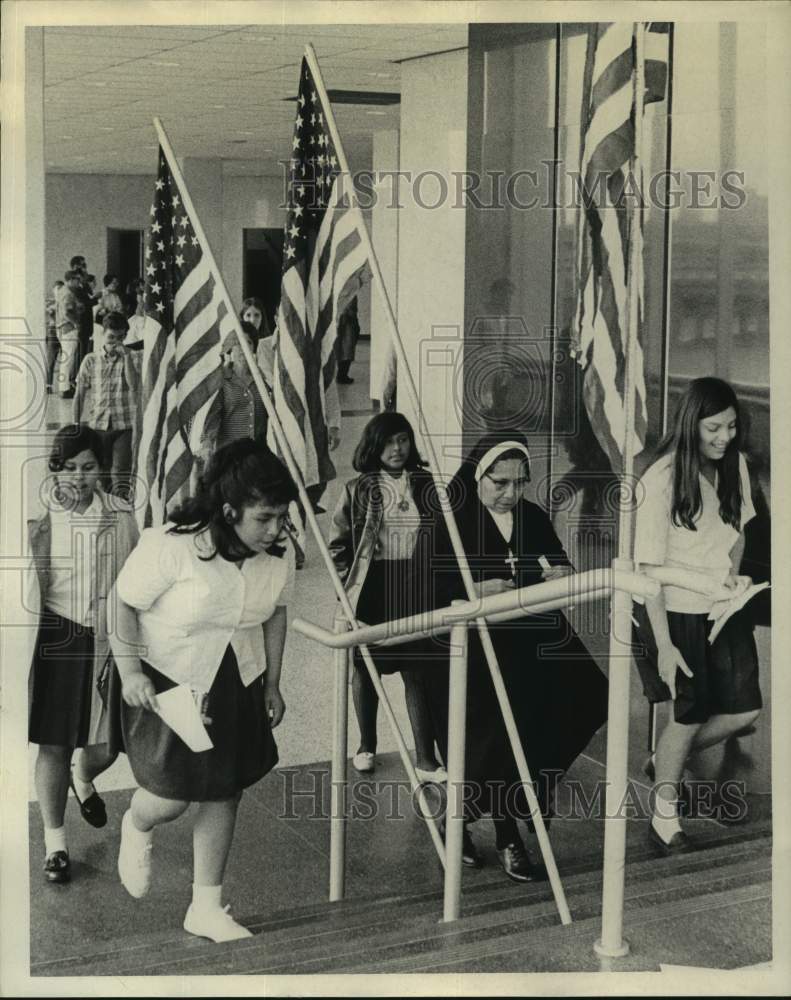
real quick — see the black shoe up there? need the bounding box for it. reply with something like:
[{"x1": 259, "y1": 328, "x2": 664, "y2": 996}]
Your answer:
[
  {"x1": 439, "y1": 820, "x2": 482, "y2": 868},
  {"x1": 69, "y1": 772, "x2": 107, "y2": 828},
  {"x1": 336, "y1": 375, "x2": 354, "y2": 385},
  {"x1": 44, "y1": 850, "x2": 70, "y2": 884},
  {"x1": 647, "y1": 823, "x2": 695, "y2": 856},
  {"x1": 497, "y1": 841, "x2": 546, "y2": 884}
]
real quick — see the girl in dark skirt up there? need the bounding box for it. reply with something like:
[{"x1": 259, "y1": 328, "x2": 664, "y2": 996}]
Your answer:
[
  {"x1": 27, "y1": 425, "x2": 139, "y2": 884},
  {"x1": 329, "y1": 412, "x2": 444, "y2": 781},
  {"x1": 109, "y1": 440, "x2": 298, "y2": 943},
  {"x1": 632, "y1": 377, "x2": 763, "y2": 855}
]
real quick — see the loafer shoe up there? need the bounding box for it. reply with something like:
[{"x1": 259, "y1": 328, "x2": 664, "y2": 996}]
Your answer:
[
  {"x1": 184, "y1": 903, "x2": 253, "y2": 943},
  {"x1": 44, "y1": 850, "x2": 70, "y2": 884},
  {"x1": 118, "y1": 810, "x2": 153, "y2": 898},
  {"x1": 647, "y1": 823, "x2": 695, "y2": 856},
  {"x1": 352, "y1": 751, "x2": 375, "y2": 773},
  {"x1": 497, "y1": 841, "x2": 546, "y2": 884},
  {"x1": 415, "y1": 765, "x2": 448, "y2": 784},
  {"x1": 70, "y1": 771, "x2": 107, "y2": 828}
]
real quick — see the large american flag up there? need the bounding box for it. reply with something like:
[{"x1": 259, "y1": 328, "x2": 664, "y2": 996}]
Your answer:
[
  {"x1": 573, "y1": 22, "x2": 669, "y2": 473},
  {"x1": 135, "y1": 147, "x2": 229, "y2": 526},
  {"x1": 272, "y1": 56, "x2": 370, "y2": 487}
]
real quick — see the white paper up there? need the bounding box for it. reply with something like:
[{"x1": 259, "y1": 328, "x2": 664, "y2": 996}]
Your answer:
[
  {"x1": 154, "y1": 685, "x2": 214, "y2": 752},
  {"x1": 708, "y1": 581, "x2": 770, "y2": 645}
]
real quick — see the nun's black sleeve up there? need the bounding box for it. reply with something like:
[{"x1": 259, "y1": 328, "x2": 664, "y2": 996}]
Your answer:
[{"x1": 526, "y1": 501, "x2": 574, "y2": 569}]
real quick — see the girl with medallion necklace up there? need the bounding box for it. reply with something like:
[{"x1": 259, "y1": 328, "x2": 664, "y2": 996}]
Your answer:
[{"x1": 329, "y1": 412, "x2": 445, "y2": 782}]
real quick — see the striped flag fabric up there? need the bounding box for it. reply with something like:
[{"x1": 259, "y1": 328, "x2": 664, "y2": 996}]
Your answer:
[
  {"x1": 134, "y1": 147, "x2": 229, "y2": 527},
  {"x1": 573, "y1": 22, "x2": 669, "y2": 473},
  {"x1": 272, "y1": 56, "x2": 371, "y2": 487}
]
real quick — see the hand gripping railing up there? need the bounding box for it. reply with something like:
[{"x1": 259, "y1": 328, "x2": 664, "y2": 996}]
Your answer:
[{"x1": 293, "y1": 563, "x2": 659, "y2": 925}]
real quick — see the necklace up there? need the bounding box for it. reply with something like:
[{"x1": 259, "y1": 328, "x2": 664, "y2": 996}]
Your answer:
[{"x1": 385, "y1": 471, "x2": 411, "y2": 511}]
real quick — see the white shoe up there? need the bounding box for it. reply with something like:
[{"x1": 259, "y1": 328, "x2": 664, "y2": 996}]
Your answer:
[
  {"x1": 118, "y1": 809, "x2": 153, "y2": 898},
  {"x1": 352, "y1": 751, "x2": 375, "y2": 773},
  {"x1": 183, "y1": 903, "x2": 253, "y2": 943},
  {"x1": 416, "y1": 765, "x2": 448, "y2": 784}
]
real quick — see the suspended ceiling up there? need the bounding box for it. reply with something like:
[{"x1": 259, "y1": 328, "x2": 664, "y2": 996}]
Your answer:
[{"x1": 42, "y1": 23, "x2": 468, "y2": 176}]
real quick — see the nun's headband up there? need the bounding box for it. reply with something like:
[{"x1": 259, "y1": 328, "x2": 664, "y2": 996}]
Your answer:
[{"x1": 474, "y1": 442, "x2": 531, "y2": 482}]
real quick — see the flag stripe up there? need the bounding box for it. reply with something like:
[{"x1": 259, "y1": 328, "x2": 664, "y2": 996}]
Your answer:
[
  {"x1": 572, "y1": 22, "x2": 668, "y2": 474},
  {"x1": 271, "y1": 58, "x2": 371, "y2": 487},
  {"x1": 134, "y1": 147, "x2": 226, "y2": 527}
]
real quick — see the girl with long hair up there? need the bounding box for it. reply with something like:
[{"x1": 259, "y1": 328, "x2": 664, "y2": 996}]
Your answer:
[
  {"x1": 633, "y1": 377, "x2": 762, "y2": 854},
  {"x1": 109, "y1": 439, "x2": 298, "y2": 941},
  {"x1": 329, "y1": 411, "x2": 445, "y2": 782}
]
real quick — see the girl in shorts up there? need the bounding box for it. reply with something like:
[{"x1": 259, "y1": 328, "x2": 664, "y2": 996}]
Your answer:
[{"x1": 632, "y1": 377, "x2": 762, "y2": 854}]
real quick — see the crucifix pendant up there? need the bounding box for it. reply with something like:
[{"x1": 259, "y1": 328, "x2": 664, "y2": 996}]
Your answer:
[{"x1": 504, "y1": 549, "x2": 518, "y2": 577}]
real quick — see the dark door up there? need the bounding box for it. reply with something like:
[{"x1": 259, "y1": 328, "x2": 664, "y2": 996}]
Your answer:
[
  {"x1": 106, "y1": 228, "x2": 144, "y2": 295},
  {"x1": 243, "y1": 228, "x2": 285, "y2": 332}
]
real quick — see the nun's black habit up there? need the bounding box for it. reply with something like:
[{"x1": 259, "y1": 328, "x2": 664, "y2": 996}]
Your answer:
[{"x1": 422, "y1": 433, "x2": 609, "y2": 837}]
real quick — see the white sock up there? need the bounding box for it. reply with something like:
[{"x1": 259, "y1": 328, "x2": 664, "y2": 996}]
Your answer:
[
  {"x1": 192, "y1": 883, "x2": 223, "y2": 911},
  {"x1": 652, "y1": 797, "x2": 682, "y2": 844},
  {"x1": 72, "y1": 770, "x2": 95, "y2": 800},
  {"x1": 44, "y1": 826, "x2": 67, "y2": 856},
  {"x1": 126, "y1": 810, "x2": 153, "y2": 841}
]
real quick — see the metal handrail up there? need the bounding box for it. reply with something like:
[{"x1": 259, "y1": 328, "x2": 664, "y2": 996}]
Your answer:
[
  {"x1": 292, "y1": 566, "x2": 660, "y2": 650},
  {"x1": 301, "y1": 561, "x2": 722, "y2": 927}
]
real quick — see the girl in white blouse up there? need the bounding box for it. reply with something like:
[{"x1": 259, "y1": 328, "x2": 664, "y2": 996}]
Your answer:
[
  {"x1": 27, "y1": 425, "x2": 138, "y2": 885},
  {"x1": 110, "y1": 439, "x2": 298, "y2": 942},
  {"x1": 633, "y1": 377, "x2": 762, "y2": 855}
]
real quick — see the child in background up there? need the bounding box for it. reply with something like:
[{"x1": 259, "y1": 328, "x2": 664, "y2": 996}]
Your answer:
[
  {"x1": 74, "y1": 311, "x2": 140, "y2": 499},
  {"x1": 45, "y1": 280, "x2": 64, "y2": 393}
]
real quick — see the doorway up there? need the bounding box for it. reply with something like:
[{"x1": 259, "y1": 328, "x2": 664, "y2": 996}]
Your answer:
[
  {"x1": 243, "y1": 228, "x2": 284, "y2": 332},
  {"x1": 106, "y1": 228, "x2": 144, "y2": 296}
]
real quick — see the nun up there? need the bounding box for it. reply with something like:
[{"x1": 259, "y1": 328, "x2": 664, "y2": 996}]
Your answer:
[{"x1": 423, "y1": 432, "x2": 609, "y2": 882}]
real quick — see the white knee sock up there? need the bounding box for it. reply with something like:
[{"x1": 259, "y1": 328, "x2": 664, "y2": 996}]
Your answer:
[
  {"x1": 192, "y1": 883, "x2": 223, "y2": 911},
  {"x1": 44, "y1": 826, "x2": 67, "y2": 856}
]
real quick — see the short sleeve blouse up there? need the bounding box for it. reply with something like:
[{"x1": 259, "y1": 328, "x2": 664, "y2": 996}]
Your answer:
[{"x1": 117, "y1": 526, "x2": 295, "y2": 691}]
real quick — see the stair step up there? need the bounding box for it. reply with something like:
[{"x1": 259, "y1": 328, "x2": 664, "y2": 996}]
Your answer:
[
  {"x1": 32, "y1": 829, "x2": 770, "y2": 977},
  {"x1": 350, "y1": 881, "x2": 772, "y2": 975},
  {"x1": 201, "y1": 854, "x2": 772, "y2": 977}
]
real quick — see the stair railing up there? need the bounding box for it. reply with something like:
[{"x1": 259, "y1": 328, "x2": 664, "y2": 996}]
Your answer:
[{"x1": 294, "y1": 563, "x2": 659, "y2": 926}]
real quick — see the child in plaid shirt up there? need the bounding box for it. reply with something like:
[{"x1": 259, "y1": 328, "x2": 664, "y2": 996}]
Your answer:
[{"x1": 75, "y1": 311, "x2": 140, "y2": 499}]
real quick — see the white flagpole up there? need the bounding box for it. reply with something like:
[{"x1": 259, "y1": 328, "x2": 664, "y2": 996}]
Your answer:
[
  {"x1": 595, "y1": 23, "x2": 645, "y2": 960},
  {"x1": 152, "y1": 116, "x2": 447, "y2": 862},
  {"x1": 304, "y1": 44, "x2": 572, "y2": 925}
]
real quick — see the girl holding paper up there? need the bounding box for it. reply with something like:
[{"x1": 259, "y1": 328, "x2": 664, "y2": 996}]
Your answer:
[
  {"x1": 27, "y1": 425, "x2": 138, "y2": 885},
  {"x1": 109, "y1": 439, "x2": 298, "y2": 942},
  {"x1": 632, "y1": 377, "x2": 762, "y2": 856}
]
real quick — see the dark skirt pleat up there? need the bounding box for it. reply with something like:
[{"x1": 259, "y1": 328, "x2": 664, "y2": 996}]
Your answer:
[
  {"x1": 354, "y1": 560, "x2": 432, "y2": 675},
  {"x1": 120, "y1": 646, "x2": 279, "y2": 801},
  {"x1": 632, "y1": 602, "x2": 762, "y2": 724},
  {"x1": 29, "y1": 612, "x2": 95, "y2": 748}
]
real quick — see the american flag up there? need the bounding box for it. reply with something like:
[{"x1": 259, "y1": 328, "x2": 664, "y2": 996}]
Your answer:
[
  {"x1": 272, "y1": 56, "x2": 370, "y2": 487},
  {"x1": 573, "y1": 22, "x2": 669, "y2": 472},
  {"x1": 135, "y1": 147, "x2": 229, "y2": 526}
]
